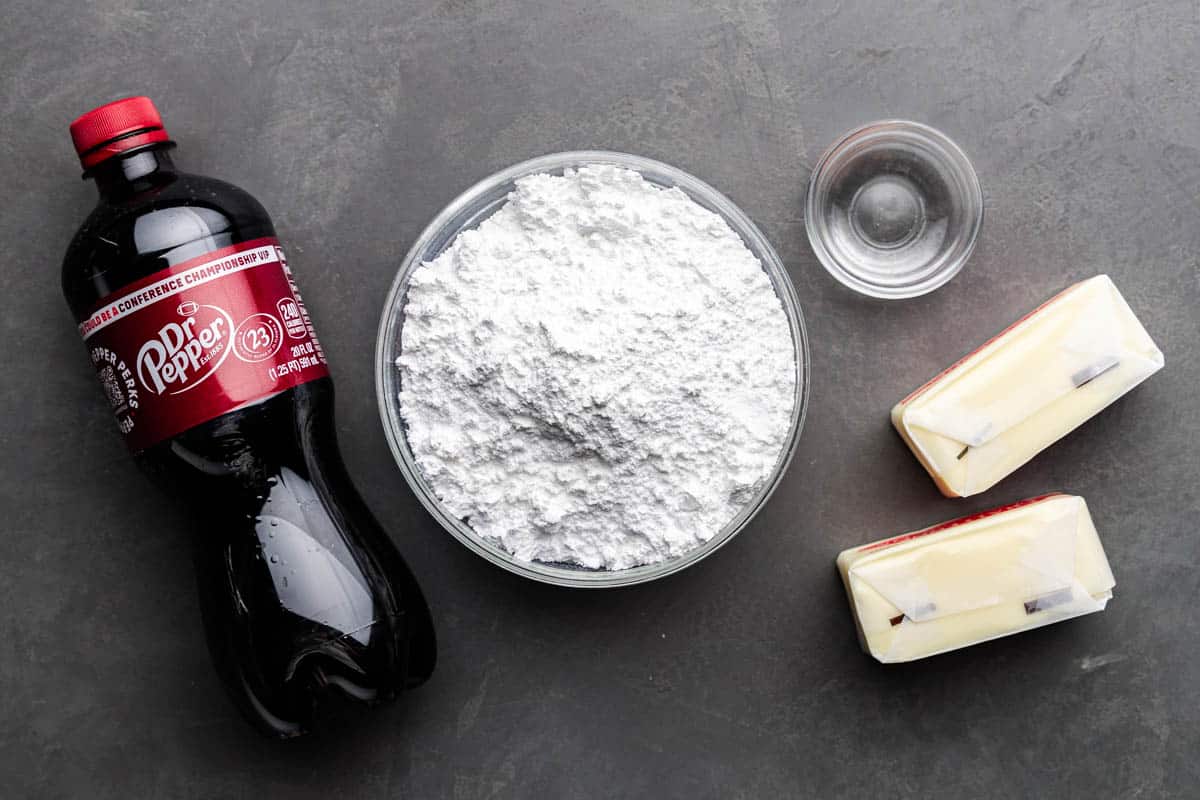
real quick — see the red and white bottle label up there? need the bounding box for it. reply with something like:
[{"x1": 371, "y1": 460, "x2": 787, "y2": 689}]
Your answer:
[{"x1": 80, "y1": 237, "x2": 330, "y2": 451}]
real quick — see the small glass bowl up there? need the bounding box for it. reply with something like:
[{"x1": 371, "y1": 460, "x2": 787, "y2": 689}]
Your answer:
[
  {"x1": 375, "y1": 151, "x2": 810, "y2": 588},
  {"x1": 805, "y1": 120, "x2": 983, "y2": 299}
]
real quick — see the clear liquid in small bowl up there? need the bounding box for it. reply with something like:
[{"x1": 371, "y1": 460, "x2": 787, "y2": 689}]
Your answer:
[{"x1": 806, "y1": 121, "x2": 983, "y2": 299}]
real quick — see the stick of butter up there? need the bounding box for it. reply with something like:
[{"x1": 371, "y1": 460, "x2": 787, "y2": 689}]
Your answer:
[
  {"x1": 837, "y1": 493, "x2": 1115, "y2": 663},
  {"x1": 892, "y1": 274, "x2": 1164, "y2": 497}
]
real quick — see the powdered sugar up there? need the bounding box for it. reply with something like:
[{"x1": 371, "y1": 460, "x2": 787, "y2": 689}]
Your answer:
[{"x1": 397, "y1": 164, "x2": 796, "y2": 570}]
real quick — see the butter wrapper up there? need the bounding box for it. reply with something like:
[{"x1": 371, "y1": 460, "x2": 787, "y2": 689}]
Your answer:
[
  {"x1": 837, "y1": 493, "x2": 1115, "y2": 663},
  {"x1": 893, "y1": 274, "x2": 1164, "y2": 497}
]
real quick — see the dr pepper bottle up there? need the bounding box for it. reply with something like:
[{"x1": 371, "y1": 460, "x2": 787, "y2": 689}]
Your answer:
[{"x1": 61, "y1": 96, "x2": 436, "y2": 738}]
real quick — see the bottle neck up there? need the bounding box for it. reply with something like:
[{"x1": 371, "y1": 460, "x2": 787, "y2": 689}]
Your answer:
[{"x1": 88, "y1": 143, "x2": 178, "y2": 201}]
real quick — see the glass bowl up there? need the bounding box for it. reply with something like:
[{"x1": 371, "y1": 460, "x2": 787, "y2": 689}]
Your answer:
[
  {"x1": 375, "y1": 151, "x2": 810, "y2": 587},
  {"x1": 805, "y1": 120, "x2": 983, "y2": 299}
]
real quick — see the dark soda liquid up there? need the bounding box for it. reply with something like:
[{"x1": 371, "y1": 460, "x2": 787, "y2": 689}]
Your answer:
[{"x1": 62, "y1": 143, "x2": 435, "y2": 738}]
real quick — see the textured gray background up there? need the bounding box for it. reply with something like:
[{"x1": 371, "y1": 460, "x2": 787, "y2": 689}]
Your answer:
[{"x1": 2, "y1": 1, "x2": 1198, "y2": 797}]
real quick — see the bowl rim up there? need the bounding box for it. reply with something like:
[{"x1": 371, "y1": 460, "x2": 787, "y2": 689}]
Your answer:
[
  {"x1": 375, "y1": 150, "x2": 811, "y2": 588},
  {"x1": 804, "y1": 119, "x2": 984, "y2": 300}
]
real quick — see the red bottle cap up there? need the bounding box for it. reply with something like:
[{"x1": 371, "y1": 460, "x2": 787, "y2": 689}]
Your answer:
[{"x1": 69, "y1": 96, "x2": 171, "y2": 170}]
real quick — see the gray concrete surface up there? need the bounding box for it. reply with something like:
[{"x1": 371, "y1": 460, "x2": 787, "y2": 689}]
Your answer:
[{"x1": 3, "y1": 1, "x2": 1199, "y2": 797}]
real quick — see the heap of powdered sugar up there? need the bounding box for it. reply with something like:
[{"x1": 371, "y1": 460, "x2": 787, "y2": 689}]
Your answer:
[{"x1": 397, "y1": 164, "x2": 796, "y2": 570}]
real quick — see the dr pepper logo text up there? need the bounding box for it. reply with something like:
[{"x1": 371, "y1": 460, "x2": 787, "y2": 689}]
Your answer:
[{"x1": 136, "y1": 301, "x2": 234, "y2": 395}]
